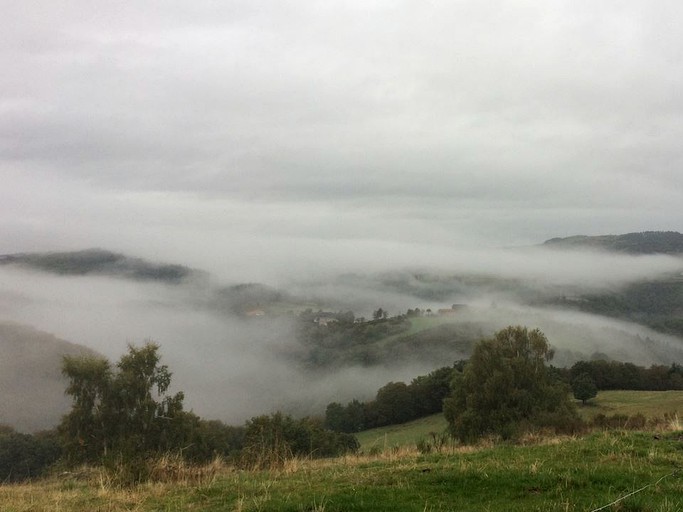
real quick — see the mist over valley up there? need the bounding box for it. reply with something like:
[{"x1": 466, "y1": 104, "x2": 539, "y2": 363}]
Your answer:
[
  {"x1": 2, "y1": 233, "x2": 682, "y2": 432},
  {"x1": 3, "y1": 3, "x2": 683, "y2": 440}
]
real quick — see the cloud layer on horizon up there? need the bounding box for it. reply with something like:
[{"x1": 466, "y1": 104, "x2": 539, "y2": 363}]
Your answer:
[{"x1": 1, "y1": 1, "x2": 682, "y2": 274}]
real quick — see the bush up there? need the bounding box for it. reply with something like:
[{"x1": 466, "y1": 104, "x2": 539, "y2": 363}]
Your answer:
[
  {"x1": 0, "y1": 426, "x2": 61, "y2": 483},
  {"x1": 241, "y1": 413, "x2": 358, "y2": 469},
  {"x1": 183, "y1": 420, "x2": 245, "y2": 464},
  {"x1": 590, "y1": 413, "x2": 647, "y2": 430},
  {"x1": 416, "y1": 432, "x2": 451, "y2": 454}
]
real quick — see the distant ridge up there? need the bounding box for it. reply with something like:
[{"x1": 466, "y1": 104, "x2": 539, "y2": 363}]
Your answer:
[
  {"x1": 0, "y1": 248, "x2": 198, "y2": 283},
  {"x1": 543, "y1": 231, "x2": 683, "y2": 255}
]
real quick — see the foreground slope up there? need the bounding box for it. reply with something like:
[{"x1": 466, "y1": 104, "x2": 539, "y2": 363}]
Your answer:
[{"x1": 2, "y1": 430, "x2": 681, "y2": 511}]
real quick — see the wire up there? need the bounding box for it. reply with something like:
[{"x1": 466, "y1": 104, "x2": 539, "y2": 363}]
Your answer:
[{"x1": 590, "y1": 470, "x2": 679, "y2": 512}]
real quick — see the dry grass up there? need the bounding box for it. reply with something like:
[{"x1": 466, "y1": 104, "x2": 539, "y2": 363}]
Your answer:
[
  {"x1": 147, "y1": 453, "x2": 225, "y2": 486},
  {"x1": 0, "y1": 456, "x2": 233, "y2": 512},
  {"x1": 0, "y1": 478, "x2": 153, "y2": 512},
  {"x1": 667, "y1": 412, "x2": 681, "y2": 431}
]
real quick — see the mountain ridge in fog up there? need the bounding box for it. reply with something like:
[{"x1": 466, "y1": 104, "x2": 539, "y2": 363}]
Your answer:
[
  {"x1": 0, "y1": 248, "x2": 204, "y2": 284},
  {"x1": 543, "y1": 231, "x2": 683, "y2": 255},
  {"x1": 1, "y1": 230, "x2": 680, "y2": 284}
]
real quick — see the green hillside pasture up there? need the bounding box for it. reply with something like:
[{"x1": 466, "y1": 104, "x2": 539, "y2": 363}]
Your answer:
[
  {"x1": 355, "y1": 316, "x2": 465, "y2": 350},
  {"x1": 355, "y1": 390, "x2": 683, "y2": 453},
  {"x1": 344, "y1": 316, "x2": 481, "y2": 366},
  {"x1": 355, "y1": 414, "x2": 448, "y2": 452},
  {"x1": 577, "y1": 390, "x2": 683, "y2": 421},
  {"x1": 2, "y1": 431, "x2": 682, "y2": 511}
]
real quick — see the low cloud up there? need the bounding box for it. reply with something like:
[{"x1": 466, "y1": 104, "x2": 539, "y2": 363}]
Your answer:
[
  {"x1": 2, "y1": 1, "x2": 682, "y2": 430},
  {"x1": 1, "y1": 243, "x2": 681, "y2": 429}
]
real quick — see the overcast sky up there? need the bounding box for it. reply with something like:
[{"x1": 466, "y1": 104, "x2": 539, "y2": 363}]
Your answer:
[{"x1": 2, "y1": 1, "x2": 682, "y2": 278}]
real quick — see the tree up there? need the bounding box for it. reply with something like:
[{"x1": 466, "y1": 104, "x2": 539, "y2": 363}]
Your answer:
[
  {"x1": 571, "y1": 373, "x2": 598, "y2": 405},
  {"x1": 59, "y1": 356, "x2": 112, "y2": 461},
  {"x1": 108, "y1": 344, "x2": 185, "y2": 456},
  {"x1": 443, "y1": 326, "x2": 580, "y2": 442},
  {"x1": 372, "y1": 308, "x2": 387, "y2": 320},
  {"x1": 0, "y1": 426, "x2": 61, "y2": 482},
  {"x1": 373, "y1": 381, "x2": 415, "y2": 426},
  {"x1": 60, "y1": 343, "x2": 189, "y2": 465},
  {"x1": 410, "y1": 366, "x2": 454, "y2": 417},
  {"x1": 324, "y1": 402, "x2": 347, "y2": 432},
  {"x1": 241, "y1": 413, "x2": 358, "y2": 469}
]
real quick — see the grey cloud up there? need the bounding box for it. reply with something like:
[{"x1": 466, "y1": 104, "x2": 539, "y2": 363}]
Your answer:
[
  {"x1": 2, "y1": 1, "x2": 683, "y2": 430},
  {"x1": 1, "y1": 1, "x2": 682, "y2": 254}
]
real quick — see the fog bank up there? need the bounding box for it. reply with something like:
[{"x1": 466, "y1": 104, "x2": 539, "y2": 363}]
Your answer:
[{"x1": 1, "y1": 244, "x2": 681, "y2": 429}]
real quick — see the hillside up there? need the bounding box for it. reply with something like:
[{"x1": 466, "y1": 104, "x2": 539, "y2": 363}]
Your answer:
[
  {"x1": 543, "y1": 231, "x2": 683, "y2": 254},
  {"x1": 2, "y1": 429, "x2": 681, "y2": 511},
  {"x1": 355, "y1": 390, "x2": 683, "y2": 451},
  {"x1": 294, "y1": 310, "x2": 683, "y2": 371},
  {"x1": 548, "y1": 276, "x2": 683, "y2": 337},
  {"x1": 0, "y1": 322, "x2": 101, "y2": 432},
  {"x1": 296, "y1": 316, "x2": 482, "y2": 368},
  {"x1": 0, "y1": 249, "x2": 198, "y2": 284},
  {"x1": 0, "y1": 237, "x2": 681, "y2": 432}
]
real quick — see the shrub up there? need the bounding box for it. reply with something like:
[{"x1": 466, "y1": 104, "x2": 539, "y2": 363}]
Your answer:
[
  {"x1": 0, "y1": 426, "x2": 61, "y2": 483},
  {"x1": 241, "y1": 413, "x2": 358, "y2": 469},
  {"x1": 591, "y1": 413, "x2": 647, "y2": 430}
]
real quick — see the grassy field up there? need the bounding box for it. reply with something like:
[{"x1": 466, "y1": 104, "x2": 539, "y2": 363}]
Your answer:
[
  {"x1": 2, "y1": 430, "x2": 682, "y2": 511},
  {"x1": 2, "y1": 391, "x2": 682, "y2": 511},
  {"x1": 355, "y1": 390, "x2": 683, "y2": 452},
  {"x1": 355, "y1": 414, "x2": 449, "y2": 452},
  {"x1": 578, "y1": 390, "x2": 683, "y2": 420}
]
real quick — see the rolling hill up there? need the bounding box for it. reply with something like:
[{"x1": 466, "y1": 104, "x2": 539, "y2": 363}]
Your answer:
[
  {"x1": 0, "y1": 322, "x2": 101, "y2": 432},
  {"x1": 543, "y1": 230, "x2": 683, "y2": 254},
  {"x1": 0, "y1": 248, "x2": 199, "y2": 284}
]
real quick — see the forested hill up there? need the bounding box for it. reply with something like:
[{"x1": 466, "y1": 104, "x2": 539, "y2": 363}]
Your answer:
[
  {"x1": 542, "y1": 231, "x2": 683, "y2": 254},
  {"x1": 0, "y1": 249, "x2": 198, "y2": 283}
]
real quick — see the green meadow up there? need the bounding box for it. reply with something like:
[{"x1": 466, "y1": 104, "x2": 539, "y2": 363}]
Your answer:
[{"x1": 2, "y1": 391, "x2": 681, "y2": 512}]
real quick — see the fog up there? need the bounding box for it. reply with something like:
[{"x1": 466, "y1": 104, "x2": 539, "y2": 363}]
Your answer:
[
  {"x1": 0, "y1": 263, "x2": 445, "y2": 424},
  {"x1": 2, "y1": 2, "x2": 683, "y2": 263},
  {"x1": 2, "y1": 2, "x2": 683, "y2": 430},
  {"x1": 1, "y1": 244, "x2": 681, "y2": 430}
]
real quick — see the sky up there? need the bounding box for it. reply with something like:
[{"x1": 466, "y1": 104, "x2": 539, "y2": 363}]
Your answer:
[{"x1": 2, "y1": 1, "x2": 682, "y2": 280}]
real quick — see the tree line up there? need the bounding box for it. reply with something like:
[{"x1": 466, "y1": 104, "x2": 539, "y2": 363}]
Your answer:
[
  {"x1": 566, "y1": 359, "x2": 683, "y2": 391},
  {"x1": 0, "y1": 343, "x2": 357, "y2": 484},
  {"x1": 326, "y1": 328, "x2": 683, "y2": 437},
  {"x1": 325, "y1": 326, "x2": 581, "y2": 442},
  {"x1": 324, "y1": 366, "x2": 456, "y2": 433},
  {"x1": 4, "y1": 327, "x2": 682, "y2": 483}
]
